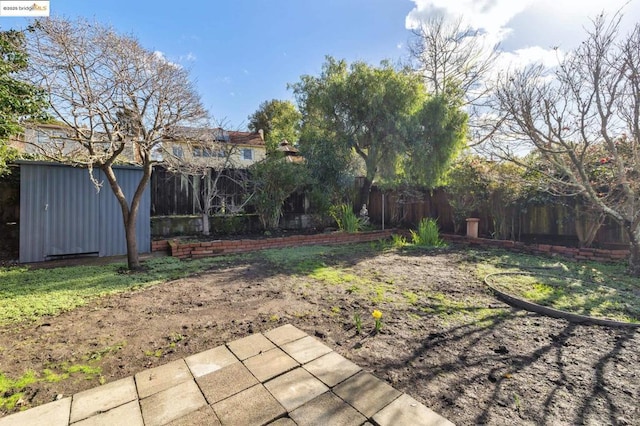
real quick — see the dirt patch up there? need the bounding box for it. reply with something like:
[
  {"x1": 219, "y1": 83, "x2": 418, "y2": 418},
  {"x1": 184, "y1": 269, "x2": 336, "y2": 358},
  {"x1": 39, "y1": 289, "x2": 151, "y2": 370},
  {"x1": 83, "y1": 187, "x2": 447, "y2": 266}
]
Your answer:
[{"x1": 0, "y1": 246, "x2": 638, "y2": 425}]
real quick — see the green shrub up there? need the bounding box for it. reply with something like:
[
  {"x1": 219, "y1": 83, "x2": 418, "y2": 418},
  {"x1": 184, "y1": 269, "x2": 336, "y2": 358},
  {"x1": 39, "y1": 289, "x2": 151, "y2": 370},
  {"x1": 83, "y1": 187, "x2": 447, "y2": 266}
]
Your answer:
[
  {"x1": 410, "y1": 218, "x2": 445, "y2": 247},
  {"x1": 330, "y1": 204, "x2": 363, "y2": 233},
  {"x1": 391, "y1": 234, "x2": 407, "y2": 248}
]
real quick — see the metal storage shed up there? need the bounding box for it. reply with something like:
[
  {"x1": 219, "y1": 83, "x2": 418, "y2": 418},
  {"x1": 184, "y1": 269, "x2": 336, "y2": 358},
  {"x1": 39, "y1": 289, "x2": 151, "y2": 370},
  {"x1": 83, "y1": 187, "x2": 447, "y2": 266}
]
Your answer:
[{"x1": 19, "y1": 161, "x2": 150, "y2": 263}]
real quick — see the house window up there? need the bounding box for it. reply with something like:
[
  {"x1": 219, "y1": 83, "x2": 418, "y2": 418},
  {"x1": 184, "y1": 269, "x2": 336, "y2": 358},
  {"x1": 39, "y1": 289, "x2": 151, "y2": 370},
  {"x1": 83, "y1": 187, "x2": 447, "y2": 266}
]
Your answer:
[
  {"x1": 37, "y1": 131, "x2": 50, "y2": 145},
  {"x1": 202, "y1": 147, "x2": 213, "y2": 158},
  {"x1": 172, "y1": 146, "x2": 184, "y2": 158},
  {"x1": 242, "y1": 148, "x2": 253, "y2": 160},
  {"x1": 193, "y1": 147, "x2": 202, "y2": 157}
]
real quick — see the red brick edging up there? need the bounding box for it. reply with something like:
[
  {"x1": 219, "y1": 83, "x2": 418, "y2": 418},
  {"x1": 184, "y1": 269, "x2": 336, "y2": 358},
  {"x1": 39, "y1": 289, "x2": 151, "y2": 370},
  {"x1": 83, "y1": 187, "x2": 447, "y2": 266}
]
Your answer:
[
  {"x1": 443, "y1": 234, "x2": 629, "y2": 263},
  {"x1": 153, "y1": 230, "x2": 394, "y2": 259},
  {"x1": 152, "y1": 231, "x2": 629, "y2": 263}
]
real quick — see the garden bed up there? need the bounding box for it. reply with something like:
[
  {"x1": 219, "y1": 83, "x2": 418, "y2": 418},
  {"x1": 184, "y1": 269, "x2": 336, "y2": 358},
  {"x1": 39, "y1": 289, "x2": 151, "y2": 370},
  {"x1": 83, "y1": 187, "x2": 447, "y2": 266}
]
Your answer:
[{"x1": 0, "y1": 244, "x2": 638, "y2": 425}]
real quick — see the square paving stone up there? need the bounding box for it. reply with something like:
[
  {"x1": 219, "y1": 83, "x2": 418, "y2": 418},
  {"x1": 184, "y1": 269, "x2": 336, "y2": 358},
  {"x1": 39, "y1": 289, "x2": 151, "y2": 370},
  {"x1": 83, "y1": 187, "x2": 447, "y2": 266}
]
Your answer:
[
  {"x1": 280, "y1": 336, "x2": 333, "y2": 364},
  {"x1": 196, "y1": 361, "x2": 258, "y2": 404},
  {"x1": 303, "y1": 351, "x2": 361, "y2": 387},
  {"x1": 213, "y1": 384, "x2": 286, "y2": 426},
  {"x1": 72, "y1": 400, "x2": 143, "y2": 426},
  {"x1": 372, "y1": 393, "x2": 454, "y2": 426},
  {"x1": 165, "y1": 406, "x2": 221, "y2": 426},
  {"x1": 264, "y1": 324, "x2": 308, "y2": 346},
  {"x1": 244, "y1": 348, "x2": 299, "y2": 382},
  {"x1": 135, "y1": 359, "x2": 193, "y2": 399},
  {"x1": 290, "y1": 392, "x2": 366, "y2": 426},
  {"x1": 227, "y1": 333, "x2": 276, "y2": 360},
  {"x1": 264, "y1": 368, "x2": 329, "y2": 412},
  {"x1": 333, "y1": 372, "x2": 401, "y2": 418},
  {"x1": 70, "y1": 377, "x2": 137, "y2": 423},
  {"x1": 185, "y1": 344, "x2": 238, "y2": 377},
  {"x1": 0, "y1": 397, "x2": 70, "y2": 426},
  {"x1": 140, "y1": 380, "x2": 207, "y2": 426}
]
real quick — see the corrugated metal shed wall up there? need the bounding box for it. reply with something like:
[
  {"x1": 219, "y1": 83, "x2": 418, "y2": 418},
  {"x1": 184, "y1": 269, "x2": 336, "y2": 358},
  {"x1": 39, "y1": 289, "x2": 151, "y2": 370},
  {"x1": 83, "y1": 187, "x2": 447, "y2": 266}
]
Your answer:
[
  {"x1": 98, "y1": 167, "x2": 150, "y2": 258},
  {"x1": 19, "y1": 162, "x2": 150, "y2": 263}
]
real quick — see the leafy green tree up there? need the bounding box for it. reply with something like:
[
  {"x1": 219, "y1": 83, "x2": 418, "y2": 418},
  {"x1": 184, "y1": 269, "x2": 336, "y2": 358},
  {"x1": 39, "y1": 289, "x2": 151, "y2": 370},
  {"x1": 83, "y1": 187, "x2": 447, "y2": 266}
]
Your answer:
[
  {"x1": 247, "y1": 153, "x2": 308, "y2": 229},
  {"x1": 404, "y1": 95, "x2": 468, "y2": 188},
  {"x1": 0, "y1": 29, "x2": 47, "y2": 175},
  {"x1": 247, "y1": 99, "x2": 301, "y2": 152},
  {"x1": 292, "y1": 56, "x2": 467, "y2": 206},
  {"x1": 444, "y1": 155, "x2": 490, "y2": 234},
  {"x1": 484, "y1": 161, "x2": 528, "y2": 240},
  {"x1": 297, "y1": 122, "x2": 357, "y2": 216}
]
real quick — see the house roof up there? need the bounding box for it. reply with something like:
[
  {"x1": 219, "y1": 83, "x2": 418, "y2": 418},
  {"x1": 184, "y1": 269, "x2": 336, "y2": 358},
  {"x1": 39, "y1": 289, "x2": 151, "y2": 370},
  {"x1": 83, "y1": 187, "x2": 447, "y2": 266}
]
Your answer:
[
  {"x1": 228, "y1": 131, "x2": 265, "y2": 147},
  {"x1": 169, "y1": 127, "x2": 265, "y2": 147}
]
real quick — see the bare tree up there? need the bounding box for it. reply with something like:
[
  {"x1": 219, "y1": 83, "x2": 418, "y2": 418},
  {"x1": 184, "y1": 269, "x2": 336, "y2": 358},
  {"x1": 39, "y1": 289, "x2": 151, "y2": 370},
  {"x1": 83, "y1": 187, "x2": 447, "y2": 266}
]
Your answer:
[
  {"x1": 492, "y1": 13, "x2": 640, "y2": 275},
  {"x1": 408, "y1": 15, "x2": 502, "y2": 145},
  {"x1": 161, "y1": 127, "x2": 253, "y2": 236},
  {"x1": 409, "y1": 15, "x2": 498, "y2": 102},
  {"x1": 25, "y1": 17, "x2": 207, "y2": 269}
]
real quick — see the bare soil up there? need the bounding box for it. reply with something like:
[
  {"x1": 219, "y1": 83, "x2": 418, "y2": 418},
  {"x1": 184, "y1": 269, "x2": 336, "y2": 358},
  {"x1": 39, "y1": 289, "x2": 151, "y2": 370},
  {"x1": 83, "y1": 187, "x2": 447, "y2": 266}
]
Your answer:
[{"x1": 1, "y1": 245, "x2": 638, "y2": 425}]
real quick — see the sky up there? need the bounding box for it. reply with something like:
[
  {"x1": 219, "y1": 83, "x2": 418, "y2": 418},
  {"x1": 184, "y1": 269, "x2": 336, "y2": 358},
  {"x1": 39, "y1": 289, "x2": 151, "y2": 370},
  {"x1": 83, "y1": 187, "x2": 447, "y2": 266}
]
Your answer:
[{"x1": 2, "y1": 0, "x2": 639, "y2": 129}]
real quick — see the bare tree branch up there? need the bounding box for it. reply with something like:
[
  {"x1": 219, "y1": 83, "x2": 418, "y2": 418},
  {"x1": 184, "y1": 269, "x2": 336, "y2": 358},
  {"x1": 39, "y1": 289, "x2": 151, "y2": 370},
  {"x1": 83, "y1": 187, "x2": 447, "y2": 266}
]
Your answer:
[
  {"x1": 24, "y1": 17, "x2": 207, "y2": 269},
  {"x1": 491, "y1": 12, "x2": 640, "y2": 275}
]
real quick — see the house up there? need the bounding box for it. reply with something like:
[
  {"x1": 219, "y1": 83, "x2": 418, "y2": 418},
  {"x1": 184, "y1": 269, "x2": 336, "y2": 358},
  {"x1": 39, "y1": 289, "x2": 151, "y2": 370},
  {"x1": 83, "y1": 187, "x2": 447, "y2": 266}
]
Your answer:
[
  {"x1": 8, "y1": 122, "x2": 141, "y2": 164},
  {"x1": 161, "y1": 127, "x2": 266, "y2": 168}
]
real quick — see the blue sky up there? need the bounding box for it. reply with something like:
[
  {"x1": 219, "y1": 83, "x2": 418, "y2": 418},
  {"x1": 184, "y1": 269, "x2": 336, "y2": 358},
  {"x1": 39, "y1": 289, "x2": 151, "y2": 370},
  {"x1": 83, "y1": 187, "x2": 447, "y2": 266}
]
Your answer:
[{"x1": 3, "y1": 0, "x2": 639, "y2": 129}]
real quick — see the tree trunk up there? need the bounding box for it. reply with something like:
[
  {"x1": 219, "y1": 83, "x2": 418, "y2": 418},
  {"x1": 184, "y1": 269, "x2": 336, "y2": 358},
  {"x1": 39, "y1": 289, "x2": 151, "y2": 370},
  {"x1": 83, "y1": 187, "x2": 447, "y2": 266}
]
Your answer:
[
  {"x1": 124, "y1": 216, "x2": 138, "y2": 269},
  {"x1": 627, "y1": 225, "x2": 640, "y2": 277},
  {"x1": 359, "y1": 178, "x2": 373, "y2": 209},
  {"x1": 101, "y1": 160, "x2": 152, "y2": 271},
  {"x1": 202, "y1": 212, "x2": 210, "y2": 236},
  {"x1": 575, "y1": 205, "x2": 604, "y2": 248}
]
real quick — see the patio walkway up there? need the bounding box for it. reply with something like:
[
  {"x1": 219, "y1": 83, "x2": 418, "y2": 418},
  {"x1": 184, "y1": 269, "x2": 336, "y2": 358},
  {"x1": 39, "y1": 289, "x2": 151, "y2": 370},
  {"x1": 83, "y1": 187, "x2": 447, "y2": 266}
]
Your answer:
[{"x1": 0, "y1": 325, "x2": 453, "y2": 426}]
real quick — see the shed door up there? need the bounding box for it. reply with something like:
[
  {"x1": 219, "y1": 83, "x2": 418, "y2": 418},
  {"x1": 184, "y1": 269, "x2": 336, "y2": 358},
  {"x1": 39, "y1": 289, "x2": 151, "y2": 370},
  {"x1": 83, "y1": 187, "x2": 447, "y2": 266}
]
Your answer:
[{"x1": 43, "y1": 166, "x2": 100, "y2": 258}]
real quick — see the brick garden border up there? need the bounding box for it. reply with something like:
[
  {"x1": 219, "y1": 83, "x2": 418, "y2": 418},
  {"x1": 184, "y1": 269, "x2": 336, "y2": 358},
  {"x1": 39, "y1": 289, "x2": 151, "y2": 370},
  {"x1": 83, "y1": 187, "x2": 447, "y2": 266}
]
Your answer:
[
  {"x1": 442, "y1": 234, "x2": 629, "y2": 263},
  {"x1": 153, "y1": 230, "x2": 394, "y2": 259},
  {"x1": 152, "y1": 231, "x2": 630, "y2": 264}
]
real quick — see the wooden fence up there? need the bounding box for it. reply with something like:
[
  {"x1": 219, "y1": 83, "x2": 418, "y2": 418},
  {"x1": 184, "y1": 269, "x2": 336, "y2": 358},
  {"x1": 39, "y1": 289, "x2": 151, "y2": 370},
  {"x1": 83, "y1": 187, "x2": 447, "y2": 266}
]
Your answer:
[
  {"x1": 364, "y1": 185, "x2": 628, "y2": 249},
  {"x1": 150, "y1": 170, "x2": 627, "y2": 248},
  {"x1": 150, "y1": 166, "x2": 308, "y2": 217}
]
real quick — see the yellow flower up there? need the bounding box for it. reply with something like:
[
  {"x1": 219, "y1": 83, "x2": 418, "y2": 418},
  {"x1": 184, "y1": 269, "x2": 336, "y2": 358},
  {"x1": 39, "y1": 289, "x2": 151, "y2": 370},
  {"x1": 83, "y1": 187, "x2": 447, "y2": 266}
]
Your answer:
[{"x1": 372, "y1": 310, "x2": 383, "y2": 320}]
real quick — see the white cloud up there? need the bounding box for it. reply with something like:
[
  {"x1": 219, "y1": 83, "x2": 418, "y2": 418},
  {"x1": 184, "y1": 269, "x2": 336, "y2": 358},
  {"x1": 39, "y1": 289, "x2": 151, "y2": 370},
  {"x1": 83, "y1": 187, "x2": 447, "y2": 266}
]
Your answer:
[
  {"x1": 493, "y1": 46, "x2": 563, "y2": 75},
  {"x1": 152, "y1": 50, "x2": 181, "y2": 68},
  {"x1": 153, "y1": 50, "x2": 167, "y2": 61},
  {"x1": 405, "y1": 0, "x2": 639, "y2": 72},
  {"x1": 406, "y1": 0, "x2": 533, "y2": 42}
]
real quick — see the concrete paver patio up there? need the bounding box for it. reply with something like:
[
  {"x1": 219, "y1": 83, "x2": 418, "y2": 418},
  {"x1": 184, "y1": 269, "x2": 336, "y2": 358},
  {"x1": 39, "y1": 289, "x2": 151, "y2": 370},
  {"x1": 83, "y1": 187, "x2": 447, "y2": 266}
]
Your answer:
[{"x1": 0, "y1": 324, "x2": 454, "y2": 426}]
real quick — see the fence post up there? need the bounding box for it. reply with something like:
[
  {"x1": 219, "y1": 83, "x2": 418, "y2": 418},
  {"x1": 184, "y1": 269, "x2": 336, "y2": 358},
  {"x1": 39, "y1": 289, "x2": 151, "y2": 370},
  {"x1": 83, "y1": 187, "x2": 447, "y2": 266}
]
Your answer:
[{"x1": 466, "y1": 218, "x2": 480, "y2": 238}]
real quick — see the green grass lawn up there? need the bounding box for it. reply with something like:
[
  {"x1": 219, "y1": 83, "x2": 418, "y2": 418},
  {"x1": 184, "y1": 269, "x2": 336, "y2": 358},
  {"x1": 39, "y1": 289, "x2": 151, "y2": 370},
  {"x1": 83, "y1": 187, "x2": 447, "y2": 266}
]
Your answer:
[
  {"x1": 1, "y1": 243, "x2": 639, "y2": 412},
  {"x1": 475, "y1": 249, "x2": 640, "y2": 323},
  {"x1": 0, "y1": 256, "x2": 238, "y2": 326},
  {"x1": 2, "y1": 243, "x2": 639, "y2": 327}
]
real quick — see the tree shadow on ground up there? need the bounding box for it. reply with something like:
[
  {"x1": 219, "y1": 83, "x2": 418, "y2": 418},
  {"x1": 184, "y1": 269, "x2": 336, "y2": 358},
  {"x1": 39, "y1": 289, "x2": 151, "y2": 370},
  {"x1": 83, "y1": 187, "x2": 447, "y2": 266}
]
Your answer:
[{"x1": 378, "y1": 305, "x2": 638, "y2": 425}]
